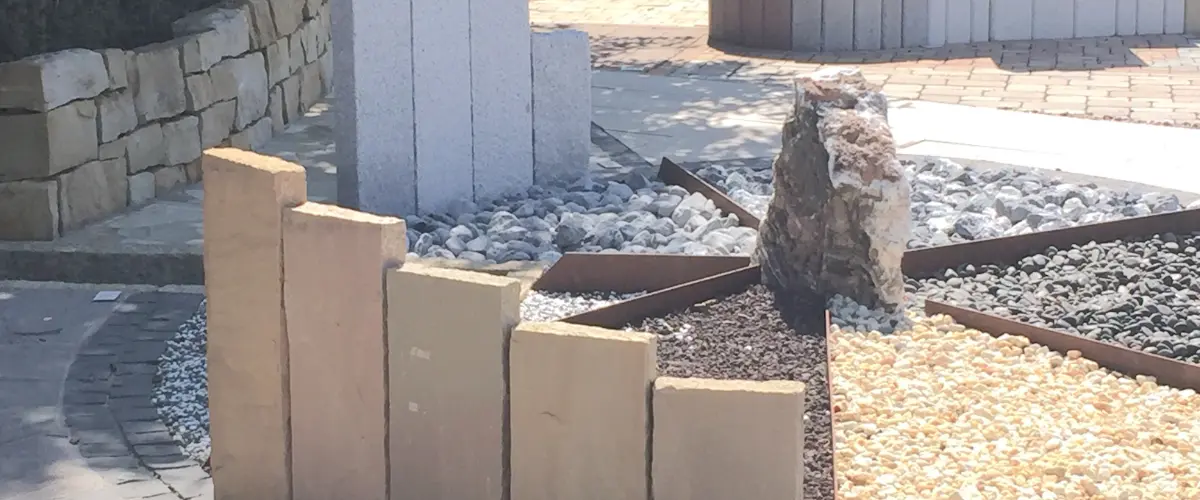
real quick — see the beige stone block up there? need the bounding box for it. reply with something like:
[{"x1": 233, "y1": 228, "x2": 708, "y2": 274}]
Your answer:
[
  {"x1": 207, "y1": 61, "x2": 240, "y2": 104},
  {"x1": 208, "y1": 52, "x2": 268, "y2": 130},
  {"x1": 387, "y1": 266, "x2": 521, "y2": 500},
  {"x1": 284, "y1": 202, "x2": 405, "y2": 500},
  {"x1": 132, "y1": 41, "x2": 187, "y2": 121},
  {"x1": 270, "y1": 0, "x2": 305, "y2": 36},
  {"x1": 162, "y1": 116, "x2": 202, "y2": 165},
  {"x1": 96, "y1": 90, "x2": 137, "y2": 142},
  {"x1": 0, "y1": 99, "x2": 98, "y2": 182},
  {"x1": 185, "y1": 73, "x2": 217, "y2": 112},
  {"x1": 126, "y1": 123, "x2": 166, "y2": 174},
  {"x1": 229, "y1": 118, "x2": 273, "y2": 151},
  {"x1": 173, "y1": 7, "x2": 253, "y2": 73},
  {"x1": 99, "y1": 137, "x2": 127, "y2": 162},
  {"x1": 281, "y1": 74, "x2": 301, "y2": 122},
  {"x1": 0, "y1": 180, "x2": 58, "y2": 240},
  {"x1": 59, "y1": 158, "x2": 128, "y2": 231},
  {"x1": 268, "y1": 86, "x2": 285, "y2": 134},
  {"x1": 100, "y1": 49, "x2": 130, "y2": 90},
  {"x1": 200, "y1": 100, "x2": 238, "y2": 148},
  {"x1": 244, "y1": 0, "x2": 279, "y2": 49},
  {"x1": 128, "y1": 171, "x2": 155, "y2": 205},
  {"x1": 202, "y1": 148, "x2": 306, "y2": 500},
  {"x1": 510, "y1": 321, "x2": 656, "y2": 500},
  {"x1": 652, "y1": 377, "x2": 806, "y2": 500},
  {"x1": 298, "y1": 62, "x2": 322, "y2": 112},
  {"x1": 266, "y1": 38, "x2": 293, "y2": 87},
  {"x1": 0, "y1": 49, "x2": 108, "y2": 111},
  {"x1": 152, "y1": 164, "x2": 188, "y2": 195}
]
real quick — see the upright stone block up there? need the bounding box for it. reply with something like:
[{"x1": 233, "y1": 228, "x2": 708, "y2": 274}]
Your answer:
[
  {"x1": 971, "y1": 0, "x2": 990, "y2": 41},
  {"x1": 531, "y1": 30, "x2": 591, "y2": 187},
  {"x1": 901, "y1": 0, "x2": 929, "y2": 47},
  {"x1": 331, "y1": 0, "x2": 416, "y2": 215},
  {"x1": 412, "y1": 0, "x2": 474, "y2": 213},
  {"x1": 853, "y1": 0, "x2": 884, "y2": 50},
  {"x1": 822, "y1": 0, "x2": 855, "y2": 50},
  {"x1": 1074, "y1": 0, "x2": 1118, "y2": 37},
  {"x1": 928, "y1": 0, "x2": 948, "y2": 46},
  {"x1": 387, "y1": 266, "x2": 521, "y2": 500},
  {"x1": 1138, "y1": 0, "x2": 1167, "y2": 33},
  {"x1": 284, "y1": 203, "x2": 406, "y2": 500},
  {"x1": 0, "y1": 180, "x2": 58, "y2": 241},
  {"x1": 1166, "y1": 0, "x2": 1185, "y2": 33},
  {"x1": 882, "y1": 0, "x2": 903, "y2": 48},
  {"x1": 791, "y1": 0, "x2": 824, "y2": 50},
  {"x1": 202, "y1": 148, "x2": 307, "y2": 500},
  {"x1": 1118, "y1": 0, "x2": 1139, "y2": 34},
  {"x1": 1033, "y1": 0, "x2": 1075, "y2": 39},
  {"x1": 945, "y1": 0, "x2": 972, "y2": 43},
  {"x1": 1186, "y1": 0, "x2": 1200, "y2": 33},
  {"x1": 510, "y1": 322, "x2": 656, "y2": 500},
  {"x1": 652, "y1": 378, "x2": 806, "y2": 500},
  {"x1": 991, "y1": 0, "x2": 1033, "y2": 40},
  {"x1": 470, "y1": 0, "x2": 534, "y2": 203}
]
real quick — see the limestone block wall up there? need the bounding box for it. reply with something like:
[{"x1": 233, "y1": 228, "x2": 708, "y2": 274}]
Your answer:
[
  {"x1": 0, "y1": 0, "x2": 333, "y2": 241},
  {"x1": 711, "y1": 0, "x2": 1193, "y2": 52},
  {"x1": 202, "y1": 148, "x2": 808, "y2": 500}
]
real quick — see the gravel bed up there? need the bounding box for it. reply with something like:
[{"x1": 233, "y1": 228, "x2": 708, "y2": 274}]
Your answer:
[
  {"x1": 155, "y1": 290, "x2": 650, "y2": 463},
  {"x1": 831, "y1": 314, "x2": 1200, "y2": 499},
  {"x1": 404, "y1": 173, "x2": 757, "y2": 263},
  {"x1": 914, "y1": 231, "x2": 1200, "y2": 364},
  {"x1": 629, "y1": 285, "x2": 834, "y2": 500},
  {"x1": 690, "y1": 158, "x2": 1194, "y2": 248}
]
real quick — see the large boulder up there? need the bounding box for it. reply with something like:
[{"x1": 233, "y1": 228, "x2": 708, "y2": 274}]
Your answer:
[{"x1": 753, "y1": 67, "x2": 910, "y2": 310}]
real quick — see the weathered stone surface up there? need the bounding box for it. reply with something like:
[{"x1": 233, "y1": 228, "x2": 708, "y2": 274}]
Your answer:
[
  {"x1": 59, "y1": 158, "x2": 128, "y2": 231},
  {"x1": 185, "y1": 73, "x2": 218, "y2": 112},
  {"x1": 288, "y1": 35, "x2": 306, "y2": 80},
  {"x1": 282, "y1": 74, "x2": 301, "y2": 123},
  {"x1": 101, "y1": 49, "x2": 131, "y2": 90},
  {"x1": 754, "y1": 67, "x2": 910, "y2": 310},
  {"x1": 266, "y1": 39, "x2": 293, "y2": 86},
  {"x1": 298, "y1": 21, "x2": 320, "y2": 63},
  {"x1": 0, "y1": 180, "x2": 58, "y2": 240},
  {"x1": 0, "y1": 99, "x2": 98, "y2": 181},
  {"x1": 133, "y1": 42, "x2": 188, "y2": 121},
  {"x1": 97, "y1": 90, "x2": 137, "y2": 142},
  {"x1": 99, "y1": 136, "x2": 128, "y2": 161},
  {"x1": 162, "y1": 116, "x2": 203, "y2": 165},
  {"x1": 184, "y1": 158, "x2": 204, "y2": 182},
  {"x1": 126, "y1": 123, "x2": 167, "y2": 174},
  {"x1": 318, "y1": 51, "x2": 332, "y2": 95},
  {"x1": 230, "y1": 118, "x2": 274, "y2": 151},
  {"x1": 214, "y1": 52, "x2": 269, "y2": 130},
  {"x1": 270, "y1": 0, "x2": 306, "y2": 36},
  {"x1": 531, "y1": 30, "x2": 591, "y2": 186},
  {"x1": 269, "y1": 85, "x2": 286, "y2": 133},
  {"x1": 207, "y1": 61, "x2": 241, "y2": 104},
  {"x1": 173, "y1": 7, "x2": 253, "y2": 73},
  {"x1": 128, "y1": 171, "x2": 156, "y2": 205},
  {"x1": 0, "y1": 49, "x2": 108, "y2": 111},
  {"x1": 244, "y1": 0, "x2": 279, "y2": 49},
  {"x1": 298, "y1": 62, "x2": 321, "y2": 111},
  {"x1": 153, "y1": 165, "x2": 189, "y2": 195},
  {"x1": 200, "y1": 100, "x2": 238, "y2": 148}
]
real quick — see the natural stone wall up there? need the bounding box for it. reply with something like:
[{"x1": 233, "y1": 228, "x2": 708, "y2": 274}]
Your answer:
[{"x1": 0, "y1": 0, "x2": 332, "y2": 241}]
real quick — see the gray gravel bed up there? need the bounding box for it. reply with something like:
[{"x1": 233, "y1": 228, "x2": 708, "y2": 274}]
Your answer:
[
  {"x1": 154, "y1": 290, "x2": 647, "y2": 463},
  {"x1": 405, "y1": 173, "x2": 756, "y2": 262},
  {"x1": 690, "y1": 158, "x2": 1197, "y2": 248}
]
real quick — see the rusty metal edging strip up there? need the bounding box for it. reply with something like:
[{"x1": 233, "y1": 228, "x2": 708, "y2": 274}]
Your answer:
[
  {"x1": 532, "y1": 252, "x2": 752, "y2": 294},
  {"x1": 825, "y1": 309, "x2": 839, "y2": 500},
  {"x1": 904, "y1": 208, "x2": 1200, "y2": 278},
  {"x1": 926, "y1": 300, "x2": 1200, "y2": 392},
  {"x1": 559, "y1": 265, "x2": 763, "y2": 329},
  {"x1": 657, "y1": 157, "x2": 762, "y2": 229}
]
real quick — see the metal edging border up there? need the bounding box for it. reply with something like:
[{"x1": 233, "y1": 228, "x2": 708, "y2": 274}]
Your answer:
[
  {"x1": 531, "y1": 252, "x2": 752, "y2": 294},
  {"x1": 657, "y1": 157, "x2": 763, "y2": 229}
]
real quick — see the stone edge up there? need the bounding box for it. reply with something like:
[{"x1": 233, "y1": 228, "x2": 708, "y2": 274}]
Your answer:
[{"x1": 63, "y1": 291, "x2": 211, "y2": 500}]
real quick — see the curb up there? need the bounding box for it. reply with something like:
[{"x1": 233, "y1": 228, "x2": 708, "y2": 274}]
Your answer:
[{"x1": 63, "y1": 291, "x2": 211, "y2": 500}]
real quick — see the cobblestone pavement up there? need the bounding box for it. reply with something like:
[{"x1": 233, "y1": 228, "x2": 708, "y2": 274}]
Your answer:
[
  {"x1": 530, "y1": 0, "x2": 1200, "y2": 125},
  {"x1": 64, "y1": 291, "x2": 211, "y2": 500}
]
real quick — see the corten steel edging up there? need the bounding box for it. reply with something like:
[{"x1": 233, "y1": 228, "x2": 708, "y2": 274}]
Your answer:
[
  {"x1": 825, "y1": 309, "x2": 840, "y2": 500},
  {"x1": 559, "y1": 265, "x2": 763, "y2": 329},
  {"x1": 657, "y1": 157, "x2": 763, "y2": 229},
  {"x1": 926, "y1": 300, "x2": 1200, "y2": 392},
  {"x1": 532, "y1": 252, "x2": 752, "y2": 294},
  {"x1": 903, "y1": 208, "x2": 1200, "y2": 278}
]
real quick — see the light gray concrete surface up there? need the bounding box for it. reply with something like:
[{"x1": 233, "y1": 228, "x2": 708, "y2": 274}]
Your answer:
[
  {"x1": 471, "y1": 0, "x2": 535, "y2": 203},
  {"x1": 532, "y1": 30, "x2": 593, "y2": 186}
]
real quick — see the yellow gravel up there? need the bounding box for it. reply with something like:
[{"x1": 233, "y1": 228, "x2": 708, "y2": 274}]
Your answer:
[{"x1": 830, "y1": 314, "x2": 1200, "y2": 500}]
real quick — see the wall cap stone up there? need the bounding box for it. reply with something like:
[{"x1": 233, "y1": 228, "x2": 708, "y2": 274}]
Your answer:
[{"x1": 0, "y1": 49, "x2": 109, "y2": 112}]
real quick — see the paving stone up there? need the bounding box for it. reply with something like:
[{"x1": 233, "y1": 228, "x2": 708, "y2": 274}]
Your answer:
[
  {"x1": 156, "y1": 465, "x2": 212, "y2": 499},
  {"x1": 0, "y1": 49, "x2": 108, "y2": 111},
  {"x1": 126, "y1": 430, "x2": 177, "y2": 446},
  {"x1": 114, "y1": 478, "x2": 174, "y2": 498},
  {"x1": 78, "y1": 441, "x2": 132, "y2": 458}
]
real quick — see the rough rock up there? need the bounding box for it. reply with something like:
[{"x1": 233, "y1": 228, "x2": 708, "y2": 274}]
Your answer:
[
  {"x1": 97, "y1": 90, "x2": 137, "y2": 142},
  {"x1": 0, "y1": 99, "x2": 98, "y2": 181},
  {"x1": 59, "y1": 158, "x2": 128, "y2": 231},
  {"x1": 162, "y1": 116, "x2": 203, "y2": 165},
  {"x1": 213, "y1": 52, "x2": 268, "y2": 130},
  {"x1": 126, "y1": 123, "x2": 167, "y2": 173},
  {"x1": 128, "y1": 171, "x2": 156, "y2": 205},
  {"x1": 185, "y1": 73, "x2": 218, "y2": 112},
  {"x1": 173, "y1": 7, "x2": 253, "y2": 73},
  {"x1": 0, "y1": 49, "x2": 109, "y2": 111},
  {"x1": 100, "y1": 49, "x2": 131, "y2": 90},
  {"x1": 754, "y1": 67, "x2": 910, "y2": 310},
  {"x1": 0, "y1": 180, "x2": 59, "y2": 240},
  {"x1": 200, "y1": 100, "x2": 238, "y2": 148},
  {"x1": 133, "y1": 42, "x2": 188, "y2": 121},
  {"x1": 229, "y1": 118, "x2": 273, "y2": 150}
]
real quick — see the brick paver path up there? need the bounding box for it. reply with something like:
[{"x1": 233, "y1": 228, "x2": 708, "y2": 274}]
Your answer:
[{"x1": 531, "y1": 0, "x2": 1200, "y2": 125}]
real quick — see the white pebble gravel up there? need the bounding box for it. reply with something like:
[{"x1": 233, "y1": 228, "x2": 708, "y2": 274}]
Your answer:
[
  {"x1": 154, "y1": 290, "x2": 646, "y2": 462},
  {"x1": 831, "y1": 314, "x2": 1200, "y2": 499}
]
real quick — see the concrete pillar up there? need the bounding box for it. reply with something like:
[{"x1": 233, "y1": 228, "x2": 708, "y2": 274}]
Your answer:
[
  {"x1": 470, "y1": 0, "x2": 534, "y2": 203},
  {"x1": 990, "y1": 0, "x2": 1033, "y2": 40},
  {"x1": 971, "y1": 0, "x2": 990, "y2": 41},
  {"x1": 531, "y1": 30, "x2": 591, "y2": 187},
  {"x1": 1166, "y1": 0, "x2": 1185, "y2": 33},
  {"x1": 945, "y1": 0, "x2": 972, "y2": 43},
  {"x1": 853, "y1": 0, "x2": 883, "y2": 50},
  {"x1": 1074, "y1": 0, "x2": 1118, "y2": 37},
  {"x1": 791, "y1": 0, "x2": 824, "y2": 51},
  {"x1": 822, "y1": 0, "x2": 855, "y2": 51},
  {"x1": 927, "y1": 0, "x2": 947, "y2": 46},
  {"x1": 901, "y1": 0, "x2": 929, "y2": 47},
  {"x1": 1187, "y1": 0, "x2": 1200, "y2": 33},
  {"x1": 284, "y1": 202, "x2": 406, "y2": 500},
  {"x1": 882, "y1": 0, "x2": 903, "y2": 49},
  {"x1": 652, "y1": 378, "x2": 807, "y2": 500},
  {"x1": 1033, "y1": 0, "x2": 1075, "y2": 39},
  {"x1": 386, "y1": 265, "x2": 521, "y2": 500},
  {"x1": 1118, "y1": 0, "x2": 1138, "y2": 34},
  {"x1": 510, "y1": 322, "x2": 657, "y2": 500},
  {"x1": 1138, "y1": 0, "x2": 1167, "y2": 33},
  {"x1": 412, "y1": 0, "x2": 474, "y2": 214},
  {"x1": 331, "y1": 0, "x2": 416, "y2": 215},
  {"x1": 202, "y1": 148, "x2": 307, "y2": 500}
]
